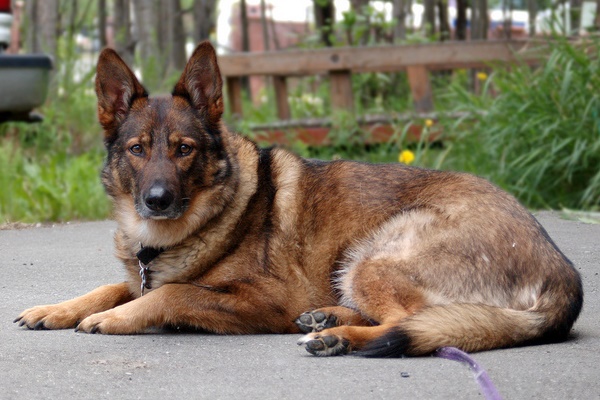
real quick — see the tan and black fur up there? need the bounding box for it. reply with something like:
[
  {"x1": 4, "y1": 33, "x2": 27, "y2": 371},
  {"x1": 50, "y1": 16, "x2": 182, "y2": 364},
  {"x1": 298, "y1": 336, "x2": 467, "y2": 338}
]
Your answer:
[{"x1": 15, "y1": 42, "x2": 583, "y2": 357}]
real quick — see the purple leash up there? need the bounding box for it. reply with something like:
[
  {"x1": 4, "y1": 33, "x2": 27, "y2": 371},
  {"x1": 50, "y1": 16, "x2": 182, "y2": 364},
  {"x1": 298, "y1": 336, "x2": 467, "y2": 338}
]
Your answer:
[{"x1": 436, "y1": 347, "x2": 503, "y2": 400}]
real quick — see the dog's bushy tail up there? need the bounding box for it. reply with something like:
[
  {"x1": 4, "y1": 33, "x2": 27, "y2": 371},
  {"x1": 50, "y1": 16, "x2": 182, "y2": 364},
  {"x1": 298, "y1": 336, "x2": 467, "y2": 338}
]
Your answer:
[{"x1": 358, "y1": 296, "x2": 582, "y2": 357}]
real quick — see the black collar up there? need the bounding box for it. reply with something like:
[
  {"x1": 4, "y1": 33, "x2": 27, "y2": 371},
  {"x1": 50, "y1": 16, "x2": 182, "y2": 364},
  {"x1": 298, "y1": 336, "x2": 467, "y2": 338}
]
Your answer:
[{"x1": 136, "y1": 245, "x2": 165, "y2": 265}]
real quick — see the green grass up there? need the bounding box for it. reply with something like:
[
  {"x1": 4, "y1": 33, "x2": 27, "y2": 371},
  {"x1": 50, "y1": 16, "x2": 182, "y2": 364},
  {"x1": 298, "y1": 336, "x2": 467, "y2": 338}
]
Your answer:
[{"x1": 0, "y1": 140, "x2": 109, "y2": 223}]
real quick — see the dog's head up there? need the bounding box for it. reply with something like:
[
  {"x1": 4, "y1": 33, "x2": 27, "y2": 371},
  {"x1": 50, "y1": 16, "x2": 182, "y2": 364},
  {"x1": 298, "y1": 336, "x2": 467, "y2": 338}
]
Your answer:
[{"x1": 96, "y1": 42, "x2": 234, "y2": 245}]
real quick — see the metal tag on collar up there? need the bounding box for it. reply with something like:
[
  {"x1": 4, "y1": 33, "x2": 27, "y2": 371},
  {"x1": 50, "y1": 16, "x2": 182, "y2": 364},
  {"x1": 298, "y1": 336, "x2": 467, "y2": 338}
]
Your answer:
[
  {"x1": 138, "y1": 260, "x2": 151, "y2": 296},
  {"x1": 136, "y1": 244, "x2": 163, "y2": 296}
]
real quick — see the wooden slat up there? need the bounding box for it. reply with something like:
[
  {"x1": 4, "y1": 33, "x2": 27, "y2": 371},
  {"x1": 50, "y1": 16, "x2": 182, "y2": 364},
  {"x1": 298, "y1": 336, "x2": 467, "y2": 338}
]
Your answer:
[
  {"x1": 218, "y1": 40, "x2": 542, "y2": 77},
  {"x1": 225, "y1": 76, "x2": 243, "y2": 117},
  {"x1": 406, "y1": 66, "x2": 434, "y2": 113},
  {"x1": 273, "y1": 75, "x2": 291, "y2": 120},
  {"x1": 329, "y1": 70, "x2": 354, "y2": 113}
]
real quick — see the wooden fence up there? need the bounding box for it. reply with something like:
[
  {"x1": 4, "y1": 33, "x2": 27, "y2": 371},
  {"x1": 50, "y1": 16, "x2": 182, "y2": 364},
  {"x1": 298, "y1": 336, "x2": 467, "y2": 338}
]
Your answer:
[{"x1": 218, "y1": 40, "x2": 545, "y2": 119}]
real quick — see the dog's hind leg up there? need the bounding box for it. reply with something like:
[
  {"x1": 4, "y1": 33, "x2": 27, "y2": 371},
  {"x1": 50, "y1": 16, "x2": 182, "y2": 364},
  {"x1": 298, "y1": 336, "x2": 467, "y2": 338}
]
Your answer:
[
  {"x1": 298, "y1": 323, "x2": 399, "y2": 356},
  {"x1": 298, "y1": 257, "x2": 428, "y2": 356}
]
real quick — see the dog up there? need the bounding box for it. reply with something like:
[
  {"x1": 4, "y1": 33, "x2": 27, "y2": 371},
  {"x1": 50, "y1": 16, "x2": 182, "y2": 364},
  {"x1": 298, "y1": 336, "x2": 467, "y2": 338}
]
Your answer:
[{"x1": 15, "y1": 41, "x2": 583, "y2": 357}]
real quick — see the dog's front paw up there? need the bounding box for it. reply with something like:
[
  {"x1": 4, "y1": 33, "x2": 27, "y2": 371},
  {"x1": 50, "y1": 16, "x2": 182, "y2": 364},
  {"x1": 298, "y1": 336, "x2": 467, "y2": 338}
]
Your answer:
[
  {"x1": 297, "y1": 332, "x2": 350, "y2": 356},
  {"x1": 76, "y1": 309, "x2": 141, "y2": 335},
  {"x1": 15, "y1": 304, "x2": 80, "y2": 330},
  {"x1": 295, "y1": 310, "x2": 338, "y2": 333}
]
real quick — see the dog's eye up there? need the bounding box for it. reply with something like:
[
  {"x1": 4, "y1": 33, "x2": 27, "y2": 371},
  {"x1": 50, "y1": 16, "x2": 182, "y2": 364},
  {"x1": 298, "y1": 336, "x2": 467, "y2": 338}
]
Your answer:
[
  {"x1": 179, "y1": 144, "x2": 193, "y2": 156},
  {"x1": 129, "y1": 144, "x2": 143, "y2": 155}
]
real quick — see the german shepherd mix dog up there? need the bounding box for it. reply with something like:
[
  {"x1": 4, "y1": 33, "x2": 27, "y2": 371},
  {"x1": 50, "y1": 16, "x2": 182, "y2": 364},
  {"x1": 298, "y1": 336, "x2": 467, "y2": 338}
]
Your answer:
[{"x1": 16, "y1": 42, "x2": 583, "y2": 357}]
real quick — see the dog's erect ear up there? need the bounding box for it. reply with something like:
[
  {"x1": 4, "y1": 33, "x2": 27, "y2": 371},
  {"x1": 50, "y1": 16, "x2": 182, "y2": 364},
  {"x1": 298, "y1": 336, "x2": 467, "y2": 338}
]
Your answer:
[
  {"x1": 172, "y1": 41, "x2": 224, "y2": 126},
  {"x1": 95, "y1": 48, "x2": 148, "y2": 132}
]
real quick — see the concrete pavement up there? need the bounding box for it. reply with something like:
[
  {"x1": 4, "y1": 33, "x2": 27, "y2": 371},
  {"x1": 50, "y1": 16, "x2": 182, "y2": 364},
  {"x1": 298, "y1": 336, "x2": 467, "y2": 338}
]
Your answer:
[{"x1": 1, "y1": 212, "x2": 598, "y2": 399}]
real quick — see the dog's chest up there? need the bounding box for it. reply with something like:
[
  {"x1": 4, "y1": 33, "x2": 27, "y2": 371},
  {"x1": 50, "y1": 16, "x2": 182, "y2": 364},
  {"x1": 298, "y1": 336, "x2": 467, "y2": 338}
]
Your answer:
[{"x1": 142, "y1": 245, "x2": 204, "y2": 288}]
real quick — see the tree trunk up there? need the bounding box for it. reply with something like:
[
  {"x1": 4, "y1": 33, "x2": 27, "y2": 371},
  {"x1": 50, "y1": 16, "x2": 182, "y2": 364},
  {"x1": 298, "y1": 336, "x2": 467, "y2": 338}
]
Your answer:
[
  {"x1": 239, "y1": 0, "x2": 251, "y2": 96},
  {"x1": 158, "y1": 0, "x2": 186, "y2": 72},
  {"x1": 171, "y1": 0, "x2": 186, "y2": 70},
  {"x1": 260, "y1": 0, "x2": 270, "y2": 51},
  {"x1": 193, "y1": 0, "x2": 217, "y2": 44},
  {"x1": 25, "y1": 0, "x2": 59, "y2": 57},
  {"x1": 132, "y1": 0, "x2": 157, "y2": 63},
  {"x1": 392, "y1": 0, "x2": 407, "y2": 41},
  {"x1": 423, "y1": 0, "x2": 436, "y2": 37},
  {"x1": 155, "y1": 0, "x2": 185, "y2": 76},
  {"x1": 8, "y1": 0, "x2": 24, "y2": 53},
  {"x1": 405, "y1": 0, "x2": 414, "y2": 34},
  {"x1": 471, "y1": 0, "x2": 489, "y2": 40},
  {"x1": 268, "y1": 5, "x2": 281, "y2": 50},
  {"x1": 528, "y1": 0, "x2": 537, "y2": 36},
  {"x1": 437, "y1": 0, "x2": 450, "y2": 41},
  {"x1": 571, "y1": 0, "x2": 582, "y2": 35},
  {"x1": 22, "y1": 0, "x2": 58, "y2": 94},
  {"x1": 24, "y1": 0, "x2": 36, "y2": 53},
  {"x1": 456, "y1": 0, "x2": 468, "y2": 39},
  {"x1": 114, "y1": 0, "x2": 134, "y2": 65},
  {"x1": 595, "y1": 0, "x2": 600, "y2": 31},
  {"x1": 39, "y1": 0, "x2": 59, "y2": 56},
  {"x1": 158, "y1": 0, "x2": 168, "y2": 61},
  {"x1": 240, "y1": 0, "x2": 250, "y2": 51},
  {"x1": 132, "y1": 0, "x2": 161, "y2": 89},
  {"x1": 98, "y1": 0, "x2": 108, "y2": 48},
  {"x1": 502, "y1": 0, "x2": 513, "y2": 39}
]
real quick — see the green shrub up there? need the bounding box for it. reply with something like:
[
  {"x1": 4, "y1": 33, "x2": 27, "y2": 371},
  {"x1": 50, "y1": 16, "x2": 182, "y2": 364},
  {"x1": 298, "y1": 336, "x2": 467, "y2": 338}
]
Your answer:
[
  {"x1": 441, "y1": 38, "x2": 600, "y2": 210},
  {"x1": 0, "y1": 140, "x2": 109, "y2": 223}
]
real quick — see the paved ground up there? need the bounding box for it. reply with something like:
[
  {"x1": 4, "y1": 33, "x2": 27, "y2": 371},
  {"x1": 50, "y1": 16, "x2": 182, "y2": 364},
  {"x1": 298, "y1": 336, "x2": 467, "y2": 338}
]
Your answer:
[{"x1": 0, "y1": 212, "x2": 598, "y2": 399}]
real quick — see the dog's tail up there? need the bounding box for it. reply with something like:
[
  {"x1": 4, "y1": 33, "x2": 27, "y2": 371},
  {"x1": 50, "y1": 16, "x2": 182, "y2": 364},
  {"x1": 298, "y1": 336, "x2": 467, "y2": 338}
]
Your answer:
[{"x1": 358, "y1": 290, "x2": 582, "y2": 357}]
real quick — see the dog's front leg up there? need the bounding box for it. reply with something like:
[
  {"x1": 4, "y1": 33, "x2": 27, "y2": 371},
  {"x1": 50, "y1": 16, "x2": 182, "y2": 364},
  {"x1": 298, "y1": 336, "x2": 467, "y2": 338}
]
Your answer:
[
  {"x1": 75, "y1": 282, "x2": 297, "y2": 335},
  {"x1": 15, "y1": 282, "x2": 133, "y2": 330}
]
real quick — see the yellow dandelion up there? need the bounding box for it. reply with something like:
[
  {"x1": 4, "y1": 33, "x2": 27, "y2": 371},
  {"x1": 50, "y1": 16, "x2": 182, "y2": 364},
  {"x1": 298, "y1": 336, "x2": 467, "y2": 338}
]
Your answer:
[
  {"x1": 477, "y1": 72, "x2": 488, "y2": 81},
  {"x1": 398, "y1": 149, "x2": 415, "y2": 165},
  {"x1": 424, "y1": 119, "x2": 434, "y2": 128}
]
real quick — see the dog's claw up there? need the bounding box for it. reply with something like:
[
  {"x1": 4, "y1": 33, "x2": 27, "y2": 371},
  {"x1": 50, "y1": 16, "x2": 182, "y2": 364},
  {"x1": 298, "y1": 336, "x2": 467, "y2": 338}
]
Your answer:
[{"x1": 33, "y1": 321, "x2": 46, "y2": 330}]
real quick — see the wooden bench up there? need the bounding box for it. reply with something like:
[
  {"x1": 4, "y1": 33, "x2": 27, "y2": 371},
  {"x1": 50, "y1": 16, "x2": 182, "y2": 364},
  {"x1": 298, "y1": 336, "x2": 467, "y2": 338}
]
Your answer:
[{"x1": 218, "y1": 39, "x2": 545, "y2": 119}]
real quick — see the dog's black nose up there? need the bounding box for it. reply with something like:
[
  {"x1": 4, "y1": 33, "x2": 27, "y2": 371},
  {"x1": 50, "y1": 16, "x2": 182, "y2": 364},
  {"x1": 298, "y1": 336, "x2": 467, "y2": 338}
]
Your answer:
[{"x1": 144, "y1": 185, "x2": 174, "y2": 212}]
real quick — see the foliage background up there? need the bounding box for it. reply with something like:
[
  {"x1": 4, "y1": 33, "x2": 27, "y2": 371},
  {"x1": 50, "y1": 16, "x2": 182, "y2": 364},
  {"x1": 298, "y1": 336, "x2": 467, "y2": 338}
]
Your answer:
[{"x1": 1, "y1": 1, "x2": 599, "y2": 223}]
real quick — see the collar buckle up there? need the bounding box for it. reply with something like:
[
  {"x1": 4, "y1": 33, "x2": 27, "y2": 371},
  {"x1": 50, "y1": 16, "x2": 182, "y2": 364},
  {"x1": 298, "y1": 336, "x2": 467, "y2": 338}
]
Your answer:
[{"x1": 136, "y1": 244, "x2": 165, "y2": 296}]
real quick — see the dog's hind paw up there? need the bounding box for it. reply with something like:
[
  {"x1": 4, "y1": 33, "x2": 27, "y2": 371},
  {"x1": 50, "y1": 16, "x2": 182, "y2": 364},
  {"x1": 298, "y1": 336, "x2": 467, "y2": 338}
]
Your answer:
[
  {"x1": 297, "y1": 333, "x2": 350, "y2": 356},
  {"x1": 295, "y1": 310, "x2": 338, "y2": 333}
]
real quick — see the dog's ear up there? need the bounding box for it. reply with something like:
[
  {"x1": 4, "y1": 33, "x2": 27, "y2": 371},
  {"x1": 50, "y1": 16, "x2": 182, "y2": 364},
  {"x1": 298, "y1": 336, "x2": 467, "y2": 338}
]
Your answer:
[
  {"x1": 172, "y1": 41, "x2": 224, "y2": 126},
  {"x1": 95, "y1": 48, "x2": 148, "y2": 132}
]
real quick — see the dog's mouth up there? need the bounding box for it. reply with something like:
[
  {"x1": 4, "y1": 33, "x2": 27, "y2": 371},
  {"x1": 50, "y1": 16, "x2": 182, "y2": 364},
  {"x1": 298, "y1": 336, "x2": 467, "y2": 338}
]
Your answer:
[{"x1": 149, "y1": 215, "x2": 169, "y2": 220}]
